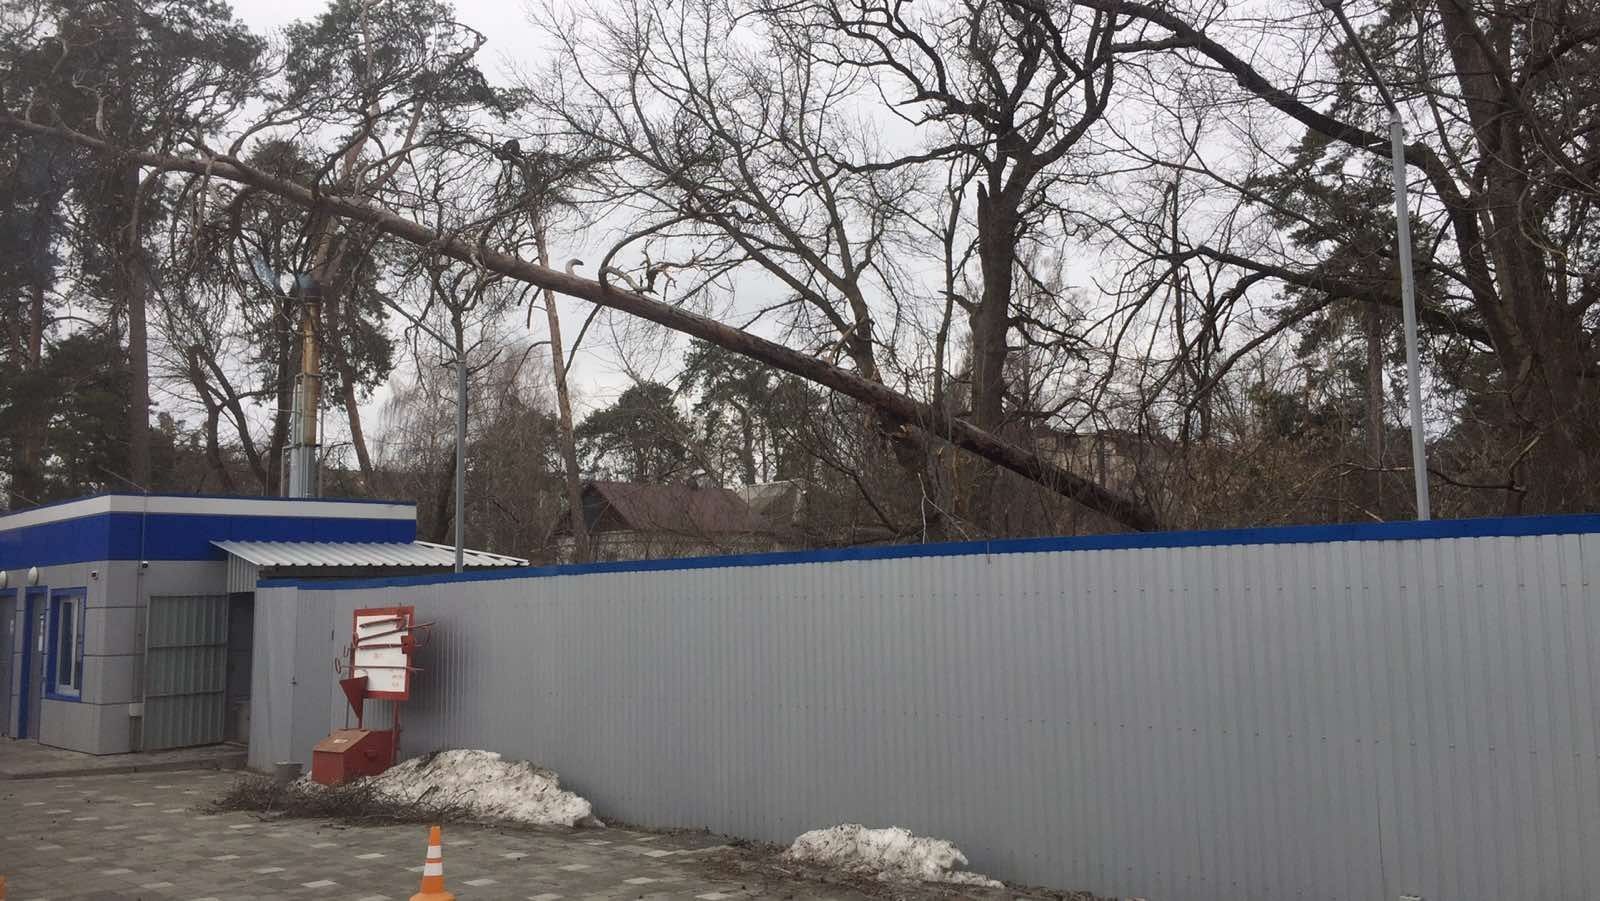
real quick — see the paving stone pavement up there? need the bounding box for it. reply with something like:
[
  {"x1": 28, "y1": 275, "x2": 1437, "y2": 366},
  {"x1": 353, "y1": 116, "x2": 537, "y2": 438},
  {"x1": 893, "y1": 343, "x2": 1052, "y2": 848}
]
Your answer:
[
  {"x1": 0, "y1": 770, "x2": 877, "y2": 901},
  {"x1": 0, "y1": 740, "x2": 244, "y2": 780}
]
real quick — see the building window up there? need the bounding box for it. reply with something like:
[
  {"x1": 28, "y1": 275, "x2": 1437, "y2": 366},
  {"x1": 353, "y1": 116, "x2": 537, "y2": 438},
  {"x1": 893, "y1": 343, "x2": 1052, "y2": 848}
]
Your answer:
[{"x1": 50, "y1": 592, "x2": 84, "y2": 698}]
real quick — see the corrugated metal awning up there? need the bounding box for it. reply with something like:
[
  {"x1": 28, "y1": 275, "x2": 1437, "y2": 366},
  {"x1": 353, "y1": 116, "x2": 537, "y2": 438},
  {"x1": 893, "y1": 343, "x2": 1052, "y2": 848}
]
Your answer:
[{"x1": 213, "y1": 539, "x2": 528, "y2": 569}]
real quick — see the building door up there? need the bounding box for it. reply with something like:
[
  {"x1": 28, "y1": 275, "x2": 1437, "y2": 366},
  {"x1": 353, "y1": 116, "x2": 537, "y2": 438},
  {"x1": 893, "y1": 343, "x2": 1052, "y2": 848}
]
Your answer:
[
  {"x1": 224, "y1": 593, "x2": 254, "y2": 743},
  {"x1": 143, "y1": 594, "x2": 229, "y2": 750},
  {"x1": 0, "y1": 593, "x2": 13, "y2": 737},
  {"x1": 21, "y1": 589, "x2": 47, "y2": 739}
]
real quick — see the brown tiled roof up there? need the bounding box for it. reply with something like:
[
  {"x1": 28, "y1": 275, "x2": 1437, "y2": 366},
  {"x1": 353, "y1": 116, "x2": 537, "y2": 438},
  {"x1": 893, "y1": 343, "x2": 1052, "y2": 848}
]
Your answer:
[{"x1": 584, "y1": 481, "x2": 770, "y2": 536}]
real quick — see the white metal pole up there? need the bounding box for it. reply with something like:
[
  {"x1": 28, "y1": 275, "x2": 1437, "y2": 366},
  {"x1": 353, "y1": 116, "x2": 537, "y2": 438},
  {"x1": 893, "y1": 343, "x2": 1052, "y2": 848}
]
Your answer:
[
  {"x1": 1388, "y1": 111, "x2": 1431, "y2": 520},
  {"x1": 454, "y1": 357, "x2": 467, "y2": 573},
  {"x1": 1321, "y1": 0, "x2": 1431, "y2": 520}
]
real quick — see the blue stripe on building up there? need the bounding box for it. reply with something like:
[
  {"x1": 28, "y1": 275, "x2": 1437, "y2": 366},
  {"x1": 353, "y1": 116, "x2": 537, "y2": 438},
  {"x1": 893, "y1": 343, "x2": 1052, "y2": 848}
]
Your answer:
[{"x1": 0, "y1": 512, "x2": 417, "y2": 568}]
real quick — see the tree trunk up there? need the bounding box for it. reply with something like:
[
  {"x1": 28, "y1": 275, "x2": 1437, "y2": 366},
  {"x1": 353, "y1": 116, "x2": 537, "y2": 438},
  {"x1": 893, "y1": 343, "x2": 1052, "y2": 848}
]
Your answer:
[
  {"x1": 738, "y1": 405, "x2": 757, "y2": 485},
  {"x1": 123, "y1": 208, "x2": 152, "y2": 488},
  {"x1": 431, "y1": 445, "x2": 456, "y2": 544},
  {"x1": 12, "y1": 189, "x2": 52, "y2": 504},
  {"x1": 320, "y1": 279, "x2": 375, "y2": 488},
  {"x1": 1432, "y1": 0, "x2": 1600, "y2": 511},
  {"x1": 197, "y1": 354, "x2": 269, "y2": 489},
  {"x1": 200, "y1": 405, "x2": 235, "y2": 492},
  {"x1": 112, "y1": 0, "x2": 150, "y2": 489},
  {"x1": 536, "y1": 228, "x2": 591, "y2": 562},
  {"x1": 341, "y1": 375, "x2": 374, "y2": 487},
  {"x1": 966, "y1": 182, "x2": 1020, "y2": 532},
  {"x1": 26, "y1": 181, "x2": 48, "y2": 369},
  {"x1": 970, "y1": 240, "x2": 1013, "y2": 432}
]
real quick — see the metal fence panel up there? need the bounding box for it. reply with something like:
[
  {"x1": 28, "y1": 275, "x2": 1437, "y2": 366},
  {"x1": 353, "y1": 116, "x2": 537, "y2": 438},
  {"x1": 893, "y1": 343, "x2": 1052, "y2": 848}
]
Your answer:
[
  {"x1": 144, "y1": 593, "x2": 228, "y2": 750},
  {"x1": 274, "y1": 527, "x2": 1600, "y2": 901}
]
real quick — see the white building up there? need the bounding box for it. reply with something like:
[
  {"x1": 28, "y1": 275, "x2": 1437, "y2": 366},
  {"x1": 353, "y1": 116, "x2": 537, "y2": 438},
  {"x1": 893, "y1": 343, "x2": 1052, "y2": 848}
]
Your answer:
[{"x1": 0, "y1": 493, "x2": 522, "y2": 755}]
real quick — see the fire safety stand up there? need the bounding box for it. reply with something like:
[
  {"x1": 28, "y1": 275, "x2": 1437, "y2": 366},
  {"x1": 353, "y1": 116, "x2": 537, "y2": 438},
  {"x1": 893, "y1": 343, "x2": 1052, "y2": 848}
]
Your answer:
[{"x1": 313, "y1": 606, "x2": 431, "y2": 785}]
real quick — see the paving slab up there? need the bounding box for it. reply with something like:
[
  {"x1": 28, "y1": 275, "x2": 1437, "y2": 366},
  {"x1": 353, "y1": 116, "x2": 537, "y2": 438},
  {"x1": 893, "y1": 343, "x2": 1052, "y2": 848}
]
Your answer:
[
  {"x1": 0, "y1": 770, "x2": 884, "y2": 900},
  {"x1": 0, "y1": 740, "x2": 246, "y2": 780}
]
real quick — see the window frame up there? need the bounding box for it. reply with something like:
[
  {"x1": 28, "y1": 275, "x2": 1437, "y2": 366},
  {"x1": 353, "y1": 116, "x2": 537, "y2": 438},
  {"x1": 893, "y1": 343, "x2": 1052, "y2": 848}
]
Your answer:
[{"x1": 46, "y1": 588, "x2": 86, "y2": 701}]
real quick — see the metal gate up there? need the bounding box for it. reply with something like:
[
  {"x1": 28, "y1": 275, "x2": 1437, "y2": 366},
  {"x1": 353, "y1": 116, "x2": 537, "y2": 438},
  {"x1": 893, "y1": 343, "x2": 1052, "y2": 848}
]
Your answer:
[{"x1": 143, "y1": 594, "x2": 229, "y2": 750}]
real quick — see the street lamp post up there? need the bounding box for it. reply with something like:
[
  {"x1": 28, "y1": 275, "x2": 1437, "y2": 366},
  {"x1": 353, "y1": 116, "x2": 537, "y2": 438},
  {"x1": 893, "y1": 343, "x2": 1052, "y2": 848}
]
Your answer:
[
  {"x1": 452, "y1": 351, "x2": 466, "y2": 573},
  {"x1": 1322, "y1": 0, "x2": 1432, "y2": 520}
]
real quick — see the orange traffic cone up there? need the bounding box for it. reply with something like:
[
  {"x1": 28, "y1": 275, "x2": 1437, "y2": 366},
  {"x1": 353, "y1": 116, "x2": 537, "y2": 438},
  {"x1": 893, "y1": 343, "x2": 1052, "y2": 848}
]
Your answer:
[{"x1": 410, "y1": 825, "x2": 455, "y2": 901}]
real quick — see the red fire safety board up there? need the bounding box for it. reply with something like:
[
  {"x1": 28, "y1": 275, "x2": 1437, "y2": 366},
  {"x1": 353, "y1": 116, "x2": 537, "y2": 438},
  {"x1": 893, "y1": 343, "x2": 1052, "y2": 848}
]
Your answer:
[{"x1": 351, "y1": 606, "x2": 415, "y2": 700}]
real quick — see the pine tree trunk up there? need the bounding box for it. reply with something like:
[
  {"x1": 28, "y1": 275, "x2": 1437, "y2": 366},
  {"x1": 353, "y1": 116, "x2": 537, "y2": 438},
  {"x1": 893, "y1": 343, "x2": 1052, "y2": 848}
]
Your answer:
[
  {"x1": 13, "y1": 198, "x2": 50, "y2": 503},
  {"x1": 123, "y1": 191, "x2": 152, "y2": 488},
  {"x1": 321, "y1": 279, "x2": 375, "y2": 488},
  {"x1": 536, "y1": 228, "x2": 590, "y2": 562},
  {"x1": 116, "y1": 0, "x2": 150, "y2": 488},
  {"x1": 738, "y1": 406, "x2": 757, "y2": 485},
  {"x1": 341, "y1": 376, "x2": 374, "y2": 487}
]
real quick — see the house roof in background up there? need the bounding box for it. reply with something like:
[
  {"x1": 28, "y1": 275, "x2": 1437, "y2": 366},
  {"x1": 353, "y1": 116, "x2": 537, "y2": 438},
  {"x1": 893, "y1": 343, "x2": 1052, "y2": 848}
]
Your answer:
[{"x1": 584, "y1": 481, "x2": 771, "y2": 536}]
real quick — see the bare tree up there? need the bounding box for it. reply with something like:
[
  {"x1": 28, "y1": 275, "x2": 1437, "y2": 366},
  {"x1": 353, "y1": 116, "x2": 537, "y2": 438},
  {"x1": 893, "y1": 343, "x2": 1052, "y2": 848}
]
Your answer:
[
  {"x1": 531, "y1": 0, "x2": 920, "y2": 380},
  {"x1": 526, "y1": 0, "x2": 960, "y2": 508},
  {"x1": 1071, "y1": 0, "x2": 1600, "y2": 511}
]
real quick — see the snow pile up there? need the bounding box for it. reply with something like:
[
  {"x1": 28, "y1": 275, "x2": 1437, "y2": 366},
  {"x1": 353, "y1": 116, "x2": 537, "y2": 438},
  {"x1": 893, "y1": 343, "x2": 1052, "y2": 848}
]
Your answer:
[
  {"x1": 784, "y1": 824, "x2": 1003, "y2": 888},
  {"x1": 370, "y1": 749, "x2": 599, "y2": 828}
]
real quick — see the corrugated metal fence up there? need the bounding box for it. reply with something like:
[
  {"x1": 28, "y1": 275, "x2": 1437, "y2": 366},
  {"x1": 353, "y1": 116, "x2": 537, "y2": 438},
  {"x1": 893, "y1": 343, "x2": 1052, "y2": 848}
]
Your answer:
[{"x1": 256, "y1": 518, "x2": 1600, "y2": 900}]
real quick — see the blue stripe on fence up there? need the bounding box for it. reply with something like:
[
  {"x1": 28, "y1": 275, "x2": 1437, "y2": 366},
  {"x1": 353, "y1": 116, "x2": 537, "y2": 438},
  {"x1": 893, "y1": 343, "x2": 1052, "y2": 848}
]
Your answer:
[{"x1": 261, "y1": 512, "x2": 1600, "y2": 591}]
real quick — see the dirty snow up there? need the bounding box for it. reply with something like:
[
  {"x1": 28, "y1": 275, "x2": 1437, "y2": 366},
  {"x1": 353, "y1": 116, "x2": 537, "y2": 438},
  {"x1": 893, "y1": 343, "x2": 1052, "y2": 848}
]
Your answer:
[
  {"x1": 370, "y1": 749, "x2": 599, "y2": 828},
  {"x1": 784, "y1": 824, "x2": 1003, "y2": 888}
]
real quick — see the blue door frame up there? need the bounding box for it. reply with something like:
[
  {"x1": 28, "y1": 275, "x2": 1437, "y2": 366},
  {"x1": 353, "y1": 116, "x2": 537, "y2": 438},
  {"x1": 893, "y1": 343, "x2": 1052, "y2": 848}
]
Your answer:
[{"x1": 18, "y1": 588, "x2": 45, "y2": 739}]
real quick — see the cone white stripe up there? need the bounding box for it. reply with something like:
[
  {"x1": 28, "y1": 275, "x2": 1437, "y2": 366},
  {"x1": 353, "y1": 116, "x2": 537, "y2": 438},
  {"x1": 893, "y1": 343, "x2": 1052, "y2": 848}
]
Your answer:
[
  {"x1": 423, "y1": 862, "x2": 444, "y2": 876},
  {"x1": 426, "y1": 847, "x2": 443, "y2": 860}
]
